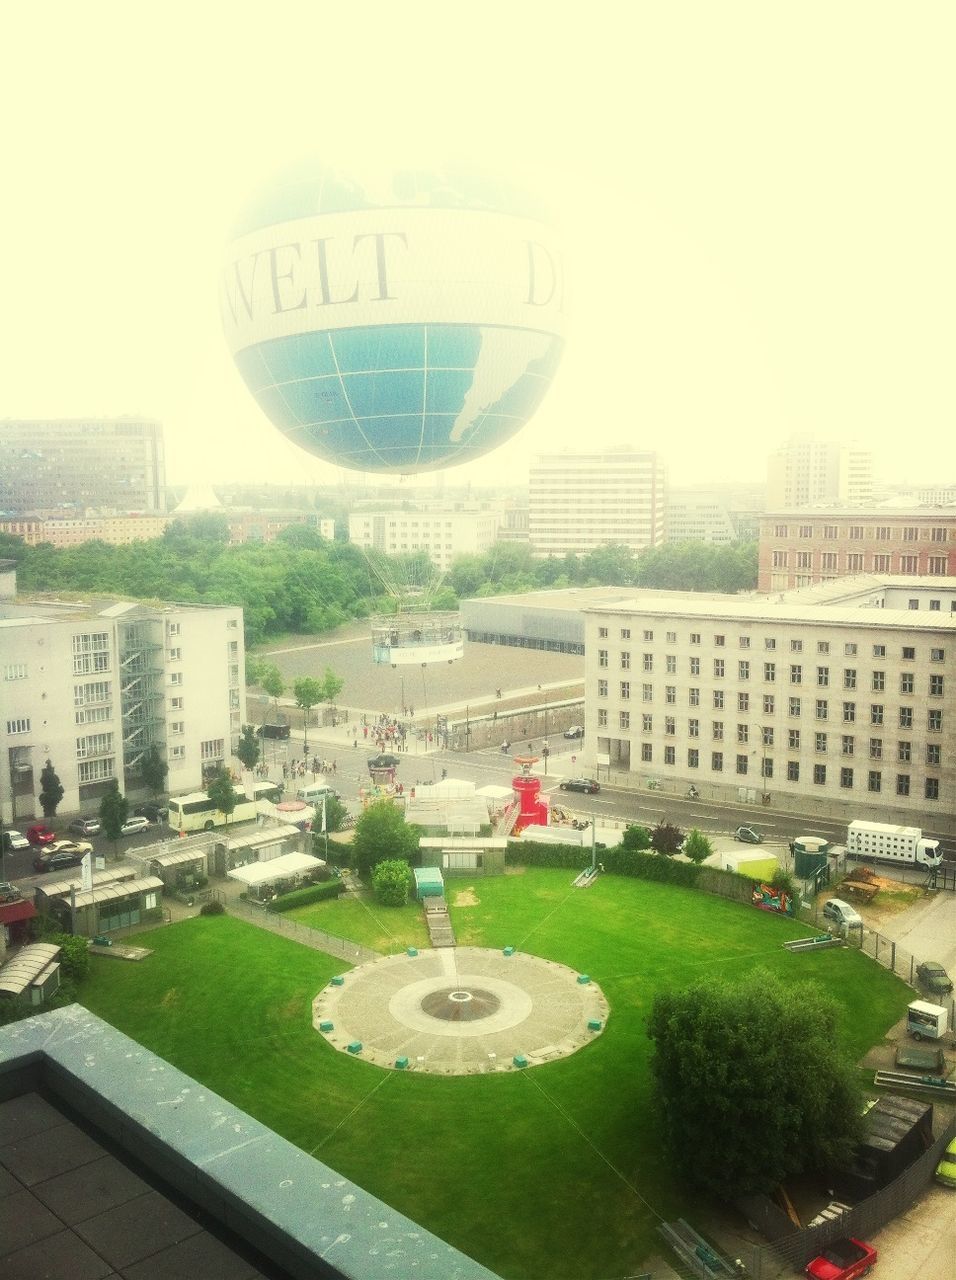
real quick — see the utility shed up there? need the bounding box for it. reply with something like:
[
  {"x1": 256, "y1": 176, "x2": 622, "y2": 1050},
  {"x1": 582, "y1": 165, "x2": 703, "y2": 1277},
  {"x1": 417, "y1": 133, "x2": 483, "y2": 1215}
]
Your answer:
[
  {"x1": 836, "y1": 1095, "x2": 934, "y2": 1198},
  {"x1": 47, "y1": 877, "x2": 165, "y2": 937},
  {"x1": 0, "y1": 943, "x2": 62, "y2": 1006},
  {"x1": 414, "y1": 867, "x2": 445, "y2": 899},
  {"x1": 418, "y1": 837, "x2": 507, "y2": 878},
  {"x1": 147, "y1": 848, "x2": 208, "y2": 891}
]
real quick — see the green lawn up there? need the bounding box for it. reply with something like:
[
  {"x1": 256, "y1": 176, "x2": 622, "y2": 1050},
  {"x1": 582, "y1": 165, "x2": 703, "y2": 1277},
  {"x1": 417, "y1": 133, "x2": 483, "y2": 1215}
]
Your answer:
[
  {"x1": 286, "y1": 893, "x2": 430, "y2": 952},
  {"x1": 79, "y1": 868, "x2": 912, "y2": 1280}
]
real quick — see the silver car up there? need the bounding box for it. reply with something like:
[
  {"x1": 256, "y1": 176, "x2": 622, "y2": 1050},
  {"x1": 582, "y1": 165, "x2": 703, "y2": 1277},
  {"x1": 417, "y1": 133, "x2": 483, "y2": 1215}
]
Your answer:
[{"x1": 822, "y1": 898, "x2": 863, "y2": 929}]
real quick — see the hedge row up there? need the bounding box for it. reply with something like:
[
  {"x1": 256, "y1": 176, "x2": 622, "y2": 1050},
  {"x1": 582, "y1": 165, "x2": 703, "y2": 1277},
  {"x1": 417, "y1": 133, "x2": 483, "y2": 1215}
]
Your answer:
[
  {"x1": 506, "y1": 840, "x2": 762, "y2": 898},
  {"x1": 267, "y1": 880, "x2": 346, "y2": 912}
]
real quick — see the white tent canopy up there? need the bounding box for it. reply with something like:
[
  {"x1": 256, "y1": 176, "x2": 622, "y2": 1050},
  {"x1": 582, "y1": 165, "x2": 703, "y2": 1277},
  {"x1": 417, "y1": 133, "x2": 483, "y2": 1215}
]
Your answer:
[{"x1": 226, "y1": 852, "x2": 324, "y2": 888}]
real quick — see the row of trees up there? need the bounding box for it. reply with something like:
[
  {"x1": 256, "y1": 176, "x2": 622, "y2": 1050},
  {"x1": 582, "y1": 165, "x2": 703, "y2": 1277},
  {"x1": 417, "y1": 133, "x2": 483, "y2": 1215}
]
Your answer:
[
  {"x1": 244, "y1": 662, "x2": 345, "y2": 753},
  {"x1": 2, "y1": 519, "x2": 757, "y2": 649}
]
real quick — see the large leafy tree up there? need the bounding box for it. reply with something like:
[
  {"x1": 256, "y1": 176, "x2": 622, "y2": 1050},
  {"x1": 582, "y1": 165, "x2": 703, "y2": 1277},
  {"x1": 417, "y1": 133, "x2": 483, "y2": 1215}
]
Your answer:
[
  {"x1": 236, "y1": 725, "x2": 261, "y2": 771},
  {"x1": 650, "y1": 821, "x2": 684, "y2": 855},
  {"x1": 38, "y1": 759, "x2": 65, "y2": 818},
  {"x1": 99, "y1": 780, "x2": 129, "y2": 855},
  {"x1": 647, "y1": 969, "x2": 863, "y2": 1199},
  {"x1": 139, "y1": 745, "x2": 168, "y2": 797},
  {"x1": 260, "y1": 664, "x2": 286, "y2": 721},
  {"x1": 293, "y1": 676, "x2": 324, "y2": 757},
  {"x1": 206, "y1": 768, "x2": 238, "y2": 825},
  {"x1": 321, "y1": 667, "x2": 344, "y2": 719},
  {"x1": 372, "y1": 858, "x2": 413, "y2": 907},
  {"x1": 351, "y1": 801, "x2": 420, "y2": 879}
]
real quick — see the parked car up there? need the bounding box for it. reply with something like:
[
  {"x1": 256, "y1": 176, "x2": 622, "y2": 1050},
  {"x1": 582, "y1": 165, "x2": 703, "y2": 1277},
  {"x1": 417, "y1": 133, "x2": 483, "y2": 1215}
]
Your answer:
[
  {"x1": 0, "y1": 881, "x2": 23, "y2": 903},
  {"x1": 1, "y1": 829, "x2": 30, "y2": 852},
  {"x1": 916, "y1": 960, "x2": 954, "y2": 995},
  {"x1": 935, "y1": 1137, "x2": 956, "y2": 1188},
  {"x1": 563, "y1": 725, "x2": 585, "y2": 739},
  {"x1": 26, "y1": 823, "x2": 57, "y2": 847},
  {"x1": 134, "y1": 803, "x2": 168, "y2": 823},
  {"x1": 804, "y1": 1237, "x2": 876, "y2": 1279},
  {"x1": 118, "y1": 816, "x2": 151, "y2": 837},
  {"x1": 734, "y1": 825, "x2": 763, "y2": 844},
  {"x1": 33, "y1": 841, "x2": 92, "y2": 872},
  {"x1": 822, "y1": 898, "x2": 863, "y2": 929},
  {"x1": 68, "y1": 817, "x2": 101, "y2": 837},
  {"x1": 559, "y1": 777, "x2": 600, "y2": 794}
]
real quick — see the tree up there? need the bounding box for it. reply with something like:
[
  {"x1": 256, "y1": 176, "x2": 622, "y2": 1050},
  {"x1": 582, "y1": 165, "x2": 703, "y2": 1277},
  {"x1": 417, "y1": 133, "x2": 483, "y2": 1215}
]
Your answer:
[
  {"x1": 139, "y1": 745, "x2": 168, "y2": 797},
  {"x1": 372, "y1": 858, "x2": 413, "y2": 907},
  {"x1": 650, "y1": 821, "x2": 684, "y2": 855},
  {"x1": 351, "y1": 801, "x2": 420, "y2": 879},
  {"x1": 321, "y1": 667, "x2": 345, "y2": 721},
  {"x1": 206, "y1": 768, "x2": 238, "y2": 826},
  {"x1": 647, "y1": 969, "x2": 863, "y2": 1199},
  {"x1": 99, "y1": 780, "x2": 129, "y2": 856},
  {"x1": 236, "y1": 724, "x2": 261, "y2": 771},
  {"x1": 260, "y1": 663, "x2": 286, "y2": 721},
  {"x1": 620, "y1": 823, "x2": 652, "y2": 852},
  {"x1": 38, "y1": 759, "x2": 65, "y2": 818},
  {"x1": 682, "y1": 828, "x2": 712, "y2": 864},
  {"x1": 293, "y1": 676, "x2": 324, "y2": 757}
]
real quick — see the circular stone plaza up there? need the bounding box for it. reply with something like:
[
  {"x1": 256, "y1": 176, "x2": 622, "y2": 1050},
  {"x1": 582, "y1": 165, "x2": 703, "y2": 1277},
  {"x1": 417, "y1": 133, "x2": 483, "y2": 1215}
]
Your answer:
[{"x1": 312, "y1": 946, "x2": 609, "y2": 1075}]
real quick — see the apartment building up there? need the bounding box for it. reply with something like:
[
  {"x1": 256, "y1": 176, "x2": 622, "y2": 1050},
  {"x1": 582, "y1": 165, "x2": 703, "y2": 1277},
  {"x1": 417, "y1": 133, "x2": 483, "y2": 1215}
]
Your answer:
[
  {"x1": 584, "y1": 576, "x2": 955, "y2": 828},
  {"x1": 0, "y1": 417, "x2": 166, "y2": 515},
  {"x1": 766, "y1": 436, "x2": 873, "y2": 509},
  {"x1": 349, "y1": 508, "x2": 501, "y2": 571},
  {"x1": 759, "y1": 509, "x2": 956, "y2": 591},
  {"x1": 529, "y1": 450, "x2": 666, "y2": 556},
  {"x1": 0, "y1": 565, "x2": 243, "y2": 822}
]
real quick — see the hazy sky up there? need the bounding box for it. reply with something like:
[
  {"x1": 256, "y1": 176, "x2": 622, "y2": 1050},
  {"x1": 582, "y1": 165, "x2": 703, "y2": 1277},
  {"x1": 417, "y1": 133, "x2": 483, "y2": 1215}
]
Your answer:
[{"x1": 2, "y1": 2, "x2": 953, "y2": 492}]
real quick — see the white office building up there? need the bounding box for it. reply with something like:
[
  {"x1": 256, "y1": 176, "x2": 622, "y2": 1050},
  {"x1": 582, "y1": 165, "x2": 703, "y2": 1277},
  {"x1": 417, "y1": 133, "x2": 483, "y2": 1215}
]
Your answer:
[
  {"x1": 348, "y1": 508, "x2": 502, "y2": 571},
  {"x1": 584, "y1": 575, "x2": 955, "y2": 828},
  {"x1": 529, "y1": 450, "x2": 666, "y2": 556},
  {"x1": 767, "y1": 436, "x2": 873, "y2": 509},
  {"x1": 0, "y1": 562, "x2": 244, "y2": 823}
]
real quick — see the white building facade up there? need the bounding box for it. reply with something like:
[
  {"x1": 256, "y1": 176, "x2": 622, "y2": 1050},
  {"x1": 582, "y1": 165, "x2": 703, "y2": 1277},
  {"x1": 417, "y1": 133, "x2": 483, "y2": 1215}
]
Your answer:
[
  {"x1": 348, "y1": 508, "x2": 502, "y2": 572},
  {"x1": 529, "y1": 450, "x2": 666, "y2": 556},
  {"x1": 584, "y1": 577, "x2": 954, "y2": 828},
  {"x1": 1, "y1": 580, "x2": 244, "y2": 823},
  {"x1": 767, "y1": 436, "x2": 873, "y2": 509}
]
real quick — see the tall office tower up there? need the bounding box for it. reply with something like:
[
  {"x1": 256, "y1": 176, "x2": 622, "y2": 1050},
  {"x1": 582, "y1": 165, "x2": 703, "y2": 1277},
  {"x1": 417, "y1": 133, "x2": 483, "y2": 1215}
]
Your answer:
[
  {"x1": 0, "y1": 417, "x2": 166, "y2": 515},
  {"x1": 529, "y1": 450, "x2": 666, "y2": 556},
  {"x1": 766, "y1": 436, "x2": 873, "y2": 509}
]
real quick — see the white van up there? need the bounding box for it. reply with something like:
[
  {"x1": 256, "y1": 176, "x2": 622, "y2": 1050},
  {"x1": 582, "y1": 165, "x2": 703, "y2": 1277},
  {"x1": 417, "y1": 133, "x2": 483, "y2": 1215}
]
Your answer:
[{"x1": 295, "y1": 780, "x2": 339, "y2": 805}]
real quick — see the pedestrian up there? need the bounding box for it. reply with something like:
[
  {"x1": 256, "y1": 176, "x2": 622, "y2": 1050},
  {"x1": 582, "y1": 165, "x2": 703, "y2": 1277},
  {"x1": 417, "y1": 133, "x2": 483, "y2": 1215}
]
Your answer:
[
  {"x1": 353, "y1": 737, "x2": 358, "y2": 749},
  {"x1": 332, "y1": 760, "x2": 337, "y2": 774},
  {"x1": 363, "y1": 725, "x2": 368, "y2": 739}
]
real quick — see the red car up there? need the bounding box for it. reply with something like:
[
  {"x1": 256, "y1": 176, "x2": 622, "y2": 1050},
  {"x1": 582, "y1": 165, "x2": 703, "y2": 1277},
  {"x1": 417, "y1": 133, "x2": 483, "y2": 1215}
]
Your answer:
[
  {"x1": 805, "y1": 1238, "x2": 877, "y2": 1280},
  {"x1": 26, "y1": 823, "x2": 56, "y2": 846}
]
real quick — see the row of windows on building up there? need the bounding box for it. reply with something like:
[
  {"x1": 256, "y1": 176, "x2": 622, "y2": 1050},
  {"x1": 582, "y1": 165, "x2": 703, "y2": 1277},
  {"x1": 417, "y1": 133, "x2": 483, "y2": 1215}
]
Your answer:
[
  {"x1": 74, "y1": 738, "x2": 224, "y2": 786},
  {"x1": 597, "y1": 682, "x2": 945, "y2": 729},
  {"x1": 770, "y1": 550, "x2": 951, "y2": 575},
  {"x1": 770, "y1": 523, "x2": 950, "y2": 541},
  {"x1": 597, "y1": 652, "x2": 946, "y2": 693},
  {"x1": 623, "y1": 742, "x2": 941, "y2": 800},
  {"x1": 595, "y1": 627, "x2": 947, "y2": 660},
  {"x1": 597, "y1": 708, "x2": 944, "y2": 762}
]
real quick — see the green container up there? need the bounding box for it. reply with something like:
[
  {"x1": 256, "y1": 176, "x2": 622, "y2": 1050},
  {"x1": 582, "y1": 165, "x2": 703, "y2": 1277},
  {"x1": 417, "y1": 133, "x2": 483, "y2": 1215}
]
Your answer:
[
  {"x1": 794, "y1": 846, "x2": 828, "y2": 879},
  {"x1": 347, "y1": 1041, "x2": 363, "y2": 1055},
  {"x1": 395, "y1": 1056, "x2": 409, "y2": 1070},
  {"x1": 330, "y1": 975, "x2": 345, "y2": 986},
  {"x1": 319, "y1": 1020, "x2": 334, "y2": 1032},
  {"x1": 406, "y1": 947, "x2": 418, "y2": 957},
  {"x1": 577, "y1": 974, "x2": 591, "y2": 985},
  {"x1": 587, "y1": 1019, "x2": 602, "y2": 1032},
  {"x1": 503, "y1": 946, "x2": 515, "y2": 956},
  {"x1": 513, "y1": 1054, "x2": 529, "y2": 1069}
]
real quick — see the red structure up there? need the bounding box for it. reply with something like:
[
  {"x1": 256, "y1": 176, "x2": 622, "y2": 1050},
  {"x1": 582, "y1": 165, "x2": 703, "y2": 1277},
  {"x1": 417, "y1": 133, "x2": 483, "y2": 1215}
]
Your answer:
[{"x1": 511, "y1": 757, "x2": 549, "y2": 833}]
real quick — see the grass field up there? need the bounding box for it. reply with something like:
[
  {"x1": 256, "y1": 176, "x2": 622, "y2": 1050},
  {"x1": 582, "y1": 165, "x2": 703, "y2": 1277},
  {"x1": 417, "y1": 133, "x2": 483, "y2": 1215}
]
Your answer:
[{"x1": 78, "y1": 868, "x2": 912, "y2": 1280}]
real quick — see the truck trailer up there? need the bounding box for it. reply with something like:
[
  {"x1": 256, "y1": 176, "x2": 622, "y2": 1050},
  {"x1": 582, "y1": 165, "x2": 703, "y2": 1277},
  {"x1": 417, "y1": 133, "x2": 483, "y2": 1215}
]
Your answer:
[{"x1": 846, "y1": 820, "x2": 941, "y2": 869}]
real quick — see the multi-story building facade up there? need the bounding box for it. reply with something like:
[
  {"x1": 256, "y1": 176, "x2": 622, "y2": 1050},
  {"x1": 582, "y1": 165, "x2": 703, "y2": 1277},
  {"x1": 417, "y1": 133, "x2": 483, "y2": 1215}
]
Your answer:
[
  {"x1": 665, "y1": 489, "x2": 741, "y2": 544},
  {"x1": 348, "y1": 508, "x2": 502, "y2": 572},
  {"x1": 529, "y1": 450, "x2": 665, "y2": 556},
  {"x1": 0, "y1": 563, "x2": 243, "y2": 822},
  {"x1": 0, "y1": 417, "x2": 166, "y2": 515},
  {"x1": 759, "y1": 509, "x2": 956, "y2": 591},
  {"x1": 585, "y1": 576, "x2": 955, "y2": 829},
  {"x1": 766, "y1": 436, "x2": 873, "y2": 509}
]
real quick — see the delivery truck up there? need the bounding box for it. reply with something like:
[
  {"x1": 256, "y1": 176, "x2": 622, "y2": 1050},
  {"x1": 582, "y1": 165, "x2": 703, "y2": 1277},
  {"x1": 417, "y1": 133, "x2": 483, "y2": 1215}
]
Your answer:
[{"x1": 846, "y1": 820, "x2": 941, "y2": 869}]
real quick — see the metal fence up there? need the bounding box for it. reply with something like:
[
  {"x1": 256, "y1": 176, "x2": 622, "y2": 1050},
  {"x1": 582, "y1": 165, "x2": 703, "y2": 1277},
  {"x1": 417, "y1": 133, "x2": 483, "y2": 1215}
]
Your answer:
[{"x1": 229, "y1": 897, "x2": 380, "y2": 964}]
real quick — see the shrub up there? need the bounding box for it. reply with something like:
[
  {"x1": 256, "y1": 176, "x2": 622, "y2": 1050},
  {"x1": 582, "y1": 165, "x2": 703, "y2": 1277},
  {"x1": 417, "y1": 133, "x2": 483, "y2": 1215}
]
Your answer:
[
  {"x1": 372, "y1": 858, "x2": 413, "y2": 907},
  {"x1": 267, "y1": 880, "x2": 346, "y2": 912},
  {"x1": 200, "y1": 901, "x2": 226, "y2": 916}
]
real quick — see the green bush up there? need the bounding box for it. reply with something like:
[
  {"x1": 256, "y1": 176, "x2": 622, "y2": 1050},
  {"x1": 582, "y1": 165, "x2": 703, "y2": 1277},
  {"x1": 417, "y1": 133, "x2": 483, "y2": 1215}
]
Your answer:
[
  {"x1": 200, "y1": 901, "x2": 226, "y2": 916},
  {"x1": 372, "y1": 858, "x2": 413, "y2": 907},
  {"x1": 506, "y1": 840, "x2": 703, "y2": 888},
  {"x1": 267, "y1": 880, "x2": 345, "y2": 912}
]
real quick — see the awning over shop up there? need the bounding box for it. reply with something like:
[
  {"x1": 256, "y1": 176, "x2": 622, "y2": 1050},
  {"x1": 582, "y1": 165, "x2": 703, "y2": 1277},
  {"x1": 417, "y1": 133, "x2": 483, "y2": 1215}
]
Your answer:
[
  {"x1": 0, "y1": 899, "x2": 38, "y2": 927},
  {"x1": 149, "y1": 849, "x2": 207, "y2": 870},
  {"x1": 67, "y1": 876, "x2": 164, "y2": 910},
  {"x1": 226, "y1": 852, "x2": 324, "y2": 888}
]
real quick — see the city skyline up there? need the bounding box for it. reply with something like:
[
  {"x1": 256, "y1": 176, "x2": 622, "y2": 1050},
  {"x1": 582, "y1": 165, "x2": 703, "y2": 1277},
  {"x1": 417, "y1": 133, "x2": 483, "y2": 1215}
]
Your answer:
[{"x1": 2, "y1": 4, "x2": 953, "y2": 492}]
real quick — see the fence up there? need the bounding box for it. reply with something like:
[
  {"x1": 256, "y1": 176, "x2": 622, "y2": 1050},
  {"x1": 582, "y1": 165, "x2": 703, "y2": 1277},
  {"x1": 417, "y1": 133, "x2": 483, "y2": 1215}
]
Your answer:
[{"x1": 228, "y1": 897, "x2": 380, "y2": 964}]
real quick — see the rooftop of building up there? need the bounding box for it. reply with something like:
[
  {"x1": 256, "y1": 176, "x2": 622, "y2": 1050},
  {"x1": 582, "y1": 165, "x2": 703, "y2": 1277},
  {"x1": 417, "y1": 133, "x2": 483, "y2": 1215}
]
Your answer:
[
  {"x1": 762, "y1": 505, "x2": 956, "y2": 518},
  {"x1": 463, "y1": 585, "x2": 746, "y2": 612},
  {"x1": 0, "y1": 593, "x2": 239, "y2": 627}
]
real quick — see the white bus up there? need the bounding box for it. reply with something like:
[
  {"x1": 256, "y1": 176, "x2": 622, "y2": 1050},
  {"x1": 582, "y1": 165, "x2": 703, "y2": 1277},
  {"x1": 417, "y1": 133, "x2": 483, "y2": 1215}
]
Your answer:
[{"x1": 168, "y1": 788, "x2": 258, "y2": 833}]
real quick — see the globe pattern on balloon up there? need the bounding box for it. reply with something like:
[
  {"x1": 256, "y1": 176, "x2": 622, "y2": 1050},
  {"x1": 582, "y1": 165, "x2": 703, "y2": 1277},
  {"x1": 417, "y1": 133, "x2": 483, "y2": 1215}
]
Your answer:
[{"x1": 221, "y1": 163, "x2": 564, "y2": 473}]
